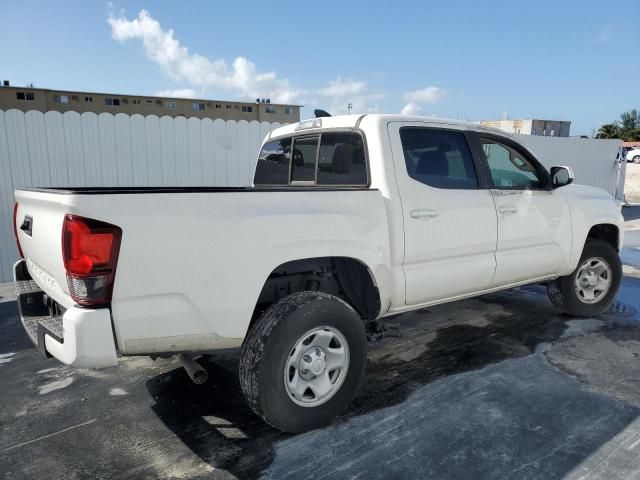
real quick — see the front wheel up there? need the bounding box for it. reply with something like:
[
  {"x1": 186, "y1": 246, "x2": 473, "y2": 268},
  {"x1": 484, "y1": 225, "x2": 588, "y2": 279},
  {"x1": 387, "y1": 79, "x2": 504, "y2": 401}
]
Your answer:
[
  {"x1": 239, "y1": 291, "x2": 367, "y2": 433},
  {"x1": 634, "y1": 155, "x2": 640, "y2": 164},
  {"x1": 548, "y1": 239, "x2": 622, "y2": 316}
]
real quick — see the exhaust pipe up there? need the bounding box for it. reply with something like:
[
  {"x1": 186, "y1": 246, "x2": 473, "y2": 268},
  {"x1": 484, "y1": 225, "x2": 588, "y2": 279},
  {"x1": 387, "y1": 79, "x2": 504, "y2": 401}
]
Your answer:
[{"x1": 179, "y1": 354, "x2": 208, "y2": 384}]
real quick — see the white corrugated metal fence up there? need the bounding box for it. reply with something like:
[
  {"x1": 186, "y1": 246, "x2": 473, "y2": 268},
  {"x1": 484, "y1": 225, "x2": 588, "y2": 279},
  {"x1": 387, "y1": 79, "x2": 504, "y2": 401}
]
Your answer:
[
  {"x1": 0, "y1": 109, "x2": 281, "y2": 282},
  {"x1": 0, "y1": 109, "x2": 625, "y2": 283}
]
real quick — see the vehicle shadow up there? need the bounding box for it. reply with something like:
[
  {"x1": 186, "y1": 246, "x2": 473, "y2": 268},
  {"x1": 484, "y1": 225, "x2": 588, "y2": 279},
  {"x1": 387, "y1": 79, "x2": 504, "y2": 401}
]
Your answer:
[
  {"x1": 0, "y1": 300, "x2": 33, "y2": 355},
  {"x1": 146, "y1": 285, "x2": 586, "y2": 479},
  {"x1": 623, "y1": 205, "x2": 640, "y2": 221}
]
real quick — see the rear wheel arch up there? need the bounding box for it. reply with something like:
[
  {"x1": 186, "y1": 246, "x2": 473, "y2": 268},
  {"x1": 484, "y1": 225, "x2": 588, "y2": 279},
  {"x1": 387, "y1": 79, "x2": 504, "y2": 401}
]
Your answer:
[{"x1": 250, "y1": 256, "x2": 381, "y2": 331}]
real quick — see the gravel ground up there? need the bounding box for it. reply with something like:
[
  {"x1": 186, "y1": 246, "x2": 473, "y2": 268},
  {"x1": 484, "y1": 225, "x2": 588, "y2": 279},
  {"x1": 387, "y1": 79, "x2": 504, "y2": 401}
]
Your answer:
[
  {"x1": 626, "y1": 162, "x2": 640, "y2": 204},
  {"x1": 0, "y1": 208, "x2": 639, "y2": 479}
]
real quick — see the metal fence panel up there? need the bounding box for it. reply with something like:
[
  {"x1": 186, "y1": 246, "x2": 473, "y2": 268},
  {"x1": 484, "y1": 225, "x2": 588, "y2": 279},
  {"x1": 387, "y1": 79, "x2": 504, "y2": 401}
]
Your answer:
[
  {"x1": 0, "y1": 109, "x2": 624, "y2": 282},
  {"x1": 0, "y1": 109, "x2": 282, "y2": 282}
]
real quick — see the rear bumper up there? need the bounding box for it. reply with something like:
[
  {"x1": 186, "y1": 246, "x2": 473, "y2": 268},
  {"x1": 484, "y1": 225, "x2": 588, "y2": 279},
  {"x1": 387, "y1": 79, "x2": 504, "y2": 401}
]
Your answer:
[{"x1": 13, "y1": 260, "x2": 118, "y2": 368}]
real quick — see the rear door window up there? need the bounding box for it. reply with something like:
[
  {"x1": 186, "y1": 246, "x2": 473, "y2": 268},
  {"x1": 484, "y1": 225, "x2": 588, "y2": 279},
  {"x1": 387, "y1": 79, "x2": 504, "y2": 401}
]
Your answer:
[
  {"x1": 254, "y1": 138, "x2": 292, "y2": 185},
  {"x1": 291, "y1": 136, "x2": 319, "y2": 182},
  {"x1": 400, "y1": 127, "x2": 478, "y2": 189},
  {"x1": 317, "y1": 132, "x2": 367, "y2": 185}
]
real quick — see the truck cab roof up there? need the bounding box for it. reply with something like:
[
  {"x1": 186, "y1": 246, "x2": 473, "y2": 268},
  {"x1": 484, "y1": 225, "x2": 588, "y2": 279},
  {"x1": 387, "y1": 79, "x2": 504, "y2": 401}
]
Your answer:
[{"x1": 268, "y1": 114, "x2": 505, "y2": 141}]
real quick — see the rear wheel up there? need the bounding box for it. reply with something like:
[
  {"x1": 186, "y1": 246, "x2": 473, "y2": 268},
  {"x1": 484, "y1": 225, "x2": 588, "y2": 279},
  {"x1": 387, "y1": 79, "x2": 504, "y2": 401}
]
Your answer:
[
  {"x1": 239, "y1": 291, "x2": 367, "y2": 433},
  {"x1": 634, "y1": 155, "x2": 640, "y2": 164},
  {"x1": 547, "y1": 239, "x2": 622, "y2": 316}
]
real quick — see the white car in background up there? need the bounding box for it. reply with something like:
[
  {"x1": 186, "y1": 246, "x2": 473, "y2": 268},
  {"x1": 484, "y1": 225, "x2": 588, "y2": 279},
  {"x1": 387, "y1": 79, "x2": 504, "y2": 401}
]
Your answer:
[{"x1": 626, "y1": 147, "x2": 640, "y2": 163}]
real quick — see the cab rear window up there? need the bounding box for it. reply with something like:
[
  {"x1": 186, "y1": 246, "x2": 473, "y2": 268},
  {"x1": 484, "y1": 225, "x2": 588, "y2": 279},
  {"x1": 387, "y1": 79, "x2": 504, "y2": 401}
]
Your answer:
[
  {"x1": 254, "y1": 131, "x2": 367, "y2": 186},
  {"x1": 253, "y1": 138, "x2": 292, "y2": 185}
]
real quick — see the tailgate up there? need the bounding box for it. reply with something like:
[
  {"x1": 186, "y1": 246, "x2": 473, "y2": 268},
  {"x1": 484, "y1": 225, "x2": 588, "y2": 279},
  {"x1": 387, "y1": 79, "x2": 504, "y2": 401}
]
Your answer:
[{"x1": 14, "y1": 189, "x2": 73, "y2": 309}]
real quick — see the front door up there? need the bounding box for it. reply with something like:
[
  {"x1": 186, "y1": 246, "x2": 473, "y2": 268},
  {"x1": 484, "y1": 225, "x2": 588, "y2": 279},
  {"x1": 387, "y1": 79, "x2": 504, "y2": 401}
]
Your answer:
[
  {"x1": 389, "y1": 123, "x2": 498, "y2": 305},
  {"x1": 475, "y1": 134, "x2": 572, "y2": 286}
]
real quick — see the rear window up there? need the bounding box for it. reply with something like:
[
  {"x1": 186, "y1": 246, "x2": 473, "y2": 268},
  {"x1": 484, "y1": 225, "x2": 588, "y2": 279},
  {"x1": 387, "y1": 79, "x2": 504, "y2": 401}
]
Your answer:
[
  {"x1": 254, "y1": 131, "x2": 367, "y2": 186},
  {"x1": 291, "y1": 136, "x2": 319, "y2": 182},
  {"x1": 318, "y1": 132, "x2": 367, "y2": 185},
  {"x1": 254, "y1": 138, "x2": 292, "y2": 185}
]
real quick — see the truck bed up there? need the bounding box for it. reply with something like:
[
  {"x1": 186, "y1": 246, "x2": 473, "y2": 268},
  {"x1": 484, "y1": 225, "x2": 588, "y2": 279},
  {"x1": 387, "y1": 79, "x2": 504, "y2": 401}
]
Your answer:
[{"x1": 14, "y1": 186, "x2": 389, "y2": 356}]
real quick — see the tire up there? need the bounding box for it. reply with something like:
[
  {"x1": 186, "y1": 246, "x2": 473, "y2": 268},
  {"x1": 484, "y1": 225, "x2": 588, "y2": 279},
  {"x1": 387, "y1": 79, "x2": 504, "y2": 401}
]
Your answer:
[
  {"x1": 239, "y1": 291, "x2": 367, "y2": 433},
  {"x1": 547, "y1": 239, "x2": 622, "y2": 316},
  {"x1": 634, "y1": 156, "x2": 640, "y2": 164}
]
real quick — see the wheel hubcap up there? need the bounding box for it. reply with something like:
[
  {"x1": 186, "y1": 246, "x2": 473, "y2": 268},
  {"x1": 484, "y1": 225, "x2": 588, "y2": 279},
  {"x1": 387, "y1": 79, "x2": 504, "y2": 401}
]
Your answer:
[
  {"x1": 284, "y1": 326, "x2": 350, "y2": 408},
  {"x1": 574, "y1": 257, "x2": 612, "y2": 304}
]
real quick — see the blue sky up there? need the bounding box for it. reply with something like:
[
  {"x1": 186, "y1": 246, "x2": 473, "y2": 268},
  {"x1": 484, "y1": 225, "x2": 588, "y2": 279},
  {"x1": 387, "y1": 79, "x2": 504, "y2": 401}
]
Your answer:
[{"x1": 1, "y1": 0, "x2": 638, "y2": 135}]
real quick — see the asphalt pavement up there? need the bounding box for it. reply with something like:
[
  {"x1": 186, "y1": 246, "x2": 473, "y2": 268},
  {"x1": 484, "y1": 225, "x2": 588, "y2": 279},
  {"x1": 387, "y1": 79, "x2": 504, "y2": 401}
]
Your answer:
[{"x1": 1, "y1": 207, "x2": 639, "y2": 480}]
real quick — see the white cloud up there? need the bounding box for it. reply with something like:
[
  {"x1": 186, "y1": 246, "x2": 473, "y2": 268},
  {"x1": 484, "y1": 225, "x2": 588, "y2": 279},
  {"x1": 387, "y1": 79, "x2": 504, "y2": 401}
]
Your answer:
[
  {"x1": 107, "y1": 9, "x2": 302, "y2": 103},
  {"x1": 403, "y1": 86, "x2": 446, "y2": 104},
  {"x1": 155, "y1": 88, "x2": 198, "y2": 98},
  {"x1": 107, "y1": 9, "x2": 384, "y2": 114},
  {"x1": 401, "y1": 102, "x2": 422, "y2": 115},
  {"x1": 317, "y1": 77, "x2": 367, "y2": 97}
]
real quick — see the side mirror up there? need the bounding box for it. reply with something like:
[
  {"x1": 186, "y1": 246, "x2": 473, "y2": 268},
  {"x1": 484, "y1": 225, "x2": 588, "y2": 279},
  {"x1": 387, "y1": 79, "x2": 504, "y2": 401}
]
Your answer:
[{"x1": 550, "y1": 166, "x2": 574, "y2": 188}]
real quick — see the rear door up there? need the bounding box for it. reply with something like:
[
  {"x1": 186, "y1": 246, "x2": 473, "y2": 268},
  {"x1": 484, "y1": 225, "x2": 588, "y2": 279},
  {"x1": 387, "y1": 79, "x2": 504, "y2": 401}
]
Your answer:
[
  {"x1": 474, "y1": 133, "x2": 572, "y2": 286},
  {"x1": 388, "y1": 123, "x2": 498, "y2": 305}
]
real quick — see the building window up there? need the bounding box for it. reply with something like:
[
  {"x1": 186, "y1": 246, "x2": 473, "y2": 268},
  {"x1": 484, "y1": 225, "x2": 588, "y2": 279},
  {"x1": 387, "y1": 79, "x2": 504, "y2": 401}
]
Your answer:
[
  {"x1": 192, "y1": 102, "x2": 205, "y2": 112},
  {"x1": 284, "y1": 107, "x2": 292, "y2": 114},
  {"x1": 105, "y1": 98, "x2": 120, "y2": 106},
  {"x1": 225, "y1": 105, "x2": 232, "y2": 109},
  {"x1": 53, "y1": 95, "x2": 70, "y2": 104},
  {"x1": 144, "y1": 99, "x2": 153, "y2": 105},
  {"x1": 16, "y1": 92, "x2": 35, "y2": 101},
  {"x1": 132, "y1": 99, "x2": 140, "y2": 105},
  {"x1": 166, "y1": 101, "x2": 177, "y2": 109},
  {"x1": 84, "y1": 96, "x2": 93, "y2": 102},
  {"x1": 241, "y1": 105, "x2": 253, "y2": 113},
  {"x1": 121, "y1": 98, "x2": 129, "y2": 105},
  {"x1": 215, "y1": 104, "x2": 221, "y2": 109},
  {"x1": 265, "y1": 106, "x2": 276, "y2": 114}
]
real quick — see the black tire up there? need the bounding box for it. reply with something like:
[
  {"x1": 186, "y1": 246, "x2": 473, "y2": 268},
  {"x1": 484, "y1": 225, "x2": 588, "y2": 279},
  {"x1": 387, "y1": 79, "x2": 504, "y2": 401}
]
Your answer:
[
  {"x1": 239, "y1": 291, "x2": 367, "y2": 433},
  {"x1": 634, "y1": 156, "x2": 640, "y2": 164},
  {"x1": 547, "y1": 239, "x2": 622, "y2": 316}
]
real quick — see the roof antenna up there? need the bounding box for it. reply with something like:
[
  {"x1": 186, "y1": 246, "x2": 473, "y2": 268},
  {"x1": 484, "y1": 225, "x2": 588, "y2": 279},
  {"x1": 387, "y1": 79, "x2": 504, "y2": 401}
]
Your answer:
[{"x1": 314, "y1": 109, "x2": 331, "y2": 118}]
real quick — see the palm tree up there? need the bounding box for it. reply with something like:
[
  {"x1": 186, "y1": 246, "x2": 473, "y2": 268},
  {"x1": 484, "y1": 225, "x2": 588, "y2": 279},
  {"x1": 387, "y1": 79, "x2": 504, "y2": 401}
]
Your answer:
[
  {"x1": 595, "y1": 109, "x2": 640, "y2": 140},
  {"x1": 595, "y1": 123, "x2": 620, "y2": 139}
]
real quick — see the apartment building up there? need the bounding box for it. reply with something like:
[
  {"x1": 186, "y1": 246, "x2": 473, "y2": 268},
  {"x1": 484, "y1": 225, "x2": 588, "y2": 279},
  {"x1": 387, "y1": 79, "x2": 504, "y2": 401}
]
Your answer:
[{"x1": 0, "y1": 83, "x2": 300, "y2": 124}]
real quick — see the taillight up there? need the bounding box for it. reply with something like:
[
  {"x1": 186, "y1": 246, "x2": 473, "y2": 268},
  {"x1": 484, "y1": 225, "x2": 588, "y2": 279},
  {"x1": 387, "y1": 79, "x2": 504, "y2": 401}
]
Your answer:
[
  {"x1": 13, "y1": 203, "x2": 24, "y2": 258},
  {"x1": 62, "y1": 215, "x2": 122, "y2": 307}
]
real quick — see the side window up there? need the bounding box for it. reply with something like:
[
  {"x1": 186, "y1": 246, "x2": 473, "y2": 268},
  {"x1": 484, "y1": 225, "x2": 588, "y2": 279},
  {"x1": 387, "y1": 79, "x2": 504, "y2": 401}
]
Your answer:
[
  {"x1": 399, "y1": 128, "x2": 478, "y2": 189},
  {"x1": 317, "y1": 132, "x2": 367, "y2": 185},
  {"x1": 480, "y1": 138, "x2": 543, "y2": 189},
  {"x1": 291, "y1": 136, "x2": 319, "y2": 182},
  {"x1": 254, "y1": 138, "x2": 292, "y2": 185}
]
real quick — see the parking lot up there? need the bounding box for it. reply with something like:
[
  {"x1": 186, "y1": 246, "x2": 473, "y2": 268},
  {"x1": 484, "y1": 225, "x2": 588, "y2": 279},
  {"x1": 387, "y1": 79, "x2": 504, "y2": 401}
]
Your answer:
[{"x1": 0, "y1": 207, "x2": 639, "y2": 479}]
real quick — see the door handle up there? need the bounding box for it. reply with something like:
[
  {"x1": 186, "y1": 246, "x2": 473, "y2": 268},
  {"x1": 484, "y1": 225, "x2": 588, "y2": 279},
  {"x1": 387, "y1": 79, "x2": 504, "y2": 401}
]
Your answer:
[
  {"x1": 498, "y1": 205, "x2": 519, "y2": 215},
  {"x1": 410, "y1": 209, "x2": 440, "y2": 219}
]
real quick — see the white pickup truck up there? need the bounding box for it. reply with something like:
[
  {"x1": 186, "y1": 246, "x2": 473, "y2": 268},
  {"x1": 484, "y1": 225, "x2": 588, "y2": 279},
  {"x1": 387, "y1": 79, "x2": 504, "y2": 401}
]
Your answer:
[{"x1": 13, "y1": 114, "x2": 623, "y2": 432}]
